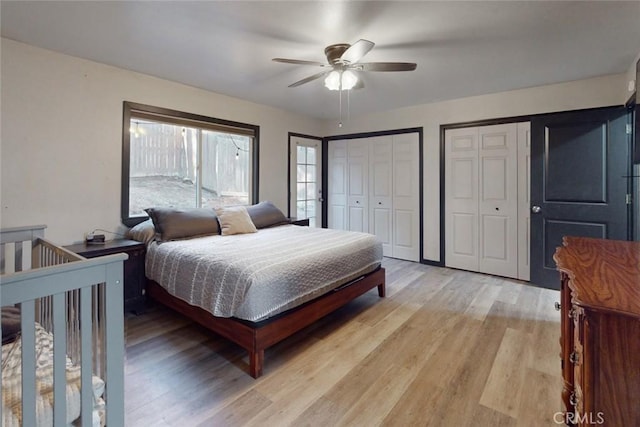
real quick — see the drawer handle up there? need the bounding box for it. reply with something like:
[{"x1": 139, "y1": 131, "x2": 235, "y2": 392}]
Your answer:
[
  {"x1": 554, "y1": 302, "x2": 561, "y2": 311},
  {"x1": 569, "y1": 351, "x2": 580, "y2": 364},
  {"x1": 569, "y1": 391, "x2": 579, "y2": 407}
]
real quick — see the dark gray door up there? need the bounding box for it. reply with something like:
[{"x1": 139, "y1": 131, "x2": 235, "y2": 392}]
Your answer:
[{"x1": 530, "y1": 107, "x2": 629, "y2": 289}]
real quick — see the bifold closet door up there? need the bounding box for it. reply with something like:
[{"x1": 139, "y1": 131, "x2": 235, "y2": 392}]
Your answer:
[
  {"x1": 347, "y1": 139, "x2": 369, "y2": 233},
  {"x1": 328, "y1": 133, "x2": 420, "y2": 262},
  {"x1": 445, "y1": 128, "x2": 480, "y2": 271},
  {"x1": 369, "y1": 136, "x2": 393, "y2": 256},
  {"x1": 477, "y1": 124, "x2": 518, "y2": 278},
  {"x1": 328, "y1": 140, "x2": 347, "y2": 230},
  {"x1": 392, "y1": 133, "x2": 420, "y2": 261},
  {"x1": 445, "y1": 123, "x2": 521, "y2": 278}
]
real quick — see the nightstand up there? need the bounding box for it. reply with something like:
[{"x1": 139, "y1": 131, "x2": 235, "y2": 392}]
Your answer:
[
  {"x1": 288, "y1": 217, "x2": 310, "y2": 226},
  {"x1": 64, "y1": 239, "x2": 146, "y2": 314}
]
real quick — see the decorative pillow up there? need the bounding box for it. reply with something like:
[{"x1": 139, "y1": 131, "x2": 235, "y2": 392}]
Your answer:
[
  {"x1": 216, "y1": 206, "x2": 258, "y2": 236},
  {"x1": 2, "y1": 306, "x2": 21, "y2": 345},
  {"x1": 145, "y1": 207, "x2": 220, "y2": 241},
  {"x1": 126, "y1": 219, "x2": 156, "y2": 244},
  {"x1": 246, "y1": 201, "x2": 288, "y2": 229}
]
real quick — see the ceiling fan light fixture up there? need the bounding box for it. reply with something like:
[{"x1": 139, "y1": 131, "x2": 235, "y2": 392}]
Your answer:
[
  {"x1": 341, "y1": 70, "x2": 358, "y2": 90},
  {"x1": 324, "y1": 70, "x2": 341, "y2": 90},
  {"x1": 324, "y1": 69, "x2": 358, "y2": 91}
]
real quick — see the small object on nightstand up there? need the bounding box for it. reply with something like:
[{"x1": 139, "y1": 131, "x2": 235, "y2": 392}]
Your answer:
[
  {"x1": 287, "y1": 217, "x2": 310, "y2": 226},
  {"x1": 85, "y1": 233, "x2": 106, "y2": 244},
  {"x1": 64, "y1": 239, "x2": 147, "y2": 314}
]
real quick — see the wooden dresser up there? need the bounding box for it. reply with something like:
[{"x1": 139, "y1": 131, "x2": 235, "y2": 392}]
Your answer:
[{"x1": 554, "y1": 237, "x2": 640, "y2": 426}]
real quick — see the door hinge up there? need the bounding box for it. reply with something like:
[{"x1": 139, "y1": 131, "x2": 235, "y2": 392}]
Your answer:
[
  {"x1": 627, "y1": 124, "x2": 633, "y2": 135},
  {"x1": 626, "y1": 194, "x2": 632, "y2": 205}
]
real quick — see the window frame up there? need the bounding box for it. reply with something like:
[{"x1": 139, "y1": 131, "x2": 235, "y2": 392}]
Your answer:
[{"x1": 121, "y1": 101, "x2": 259, "y2": 227}]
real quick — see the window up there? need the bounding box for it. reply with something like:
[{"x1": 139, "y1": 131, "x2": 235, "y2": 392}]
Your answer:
[{"x1": 122, "y1": 102, "x2": 259, "y2": 226}]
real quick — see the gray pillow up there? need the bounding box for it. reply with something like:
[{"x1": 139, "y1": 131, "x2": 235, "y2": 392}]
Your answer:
[
  {"x1": 145, "y1": 207, "x2": 220, "y2": 241},
  {"x1": 246, "y1": 201, "x2": 288, "y2": 229},
  {"x1": 2, "y1": 306, "x2": 21, "y2": 345}
]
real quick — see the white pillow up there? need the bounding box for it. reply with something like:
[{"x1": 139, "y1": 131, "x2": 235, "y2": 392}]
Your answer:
[{"x1": 216, "y1": 206, "x2": 258, "y2": 236}]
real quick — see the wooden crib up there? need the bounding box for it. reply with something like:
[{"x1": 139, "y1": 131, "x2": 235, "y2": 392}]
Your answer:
[{"x1": 1, "y1": 225, "x2": 126, "y2": 426}]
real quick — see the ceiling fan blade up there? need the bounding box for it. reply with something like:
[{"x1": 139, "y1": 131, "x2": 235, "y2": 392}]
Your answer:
[
  {"x1": 358, "y1": 62, "x2": 417, "y2": 72},
  {"x1": 272, "y1": 58, "x2": 327, "y2": 67},
  {"x1": 288, "y1": 70, "x2": 329, "y2": 88},
  {"x1": 340, "y1": 39, "x2": 375, "y2": 64}
]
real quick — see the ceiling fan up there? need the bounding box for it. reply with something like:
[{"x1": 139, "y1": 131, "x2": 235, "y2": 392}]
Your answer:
[{"x1": 273, "y1": 39, "x2": 417, "y2": 90}]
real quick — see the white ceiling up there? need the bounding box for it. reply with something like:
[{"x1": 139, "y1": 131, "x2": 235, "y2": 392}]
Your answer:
[{"x1": 2, "y1": 1, "x2": 639, "y2": 120}]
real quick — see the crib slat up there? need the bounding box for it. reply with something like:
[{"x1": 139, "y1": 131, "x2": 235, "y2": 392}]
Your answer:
[
  {"x1": 80, "y1": 286, "x2": 93, "y2": 427},
  {"x1": 1, "y1": 242, "x2": 5, "y2": 274},
  {"x1": 14, "y1": 241, "x2": 23, "y2": 272},
  {"x1": 21, "y1": 301, "x2": 37, "y2": 427},
  {"x1": 53, "y1": 292, "x2": 67, "y2": 426},
  {"x1": 104, "y1": 262, "x2": 125, "y2": 427}
]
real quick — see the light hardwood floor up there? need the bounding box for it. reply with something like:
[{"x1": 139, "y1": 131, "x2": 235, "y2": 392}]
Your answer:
[{"x1": 125, "y1": 258, "x2": 563, "y2": 426}]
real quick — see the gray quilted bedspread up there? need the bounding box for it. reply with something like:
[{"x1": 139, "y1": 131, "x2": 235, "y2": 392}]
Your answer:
[{"x1": 145, "y1": 225, "x2": 382, "y2": 322}]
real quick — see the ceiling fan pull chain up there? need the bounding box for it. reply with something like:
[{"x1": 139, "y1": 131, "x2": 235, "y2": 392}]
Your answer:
[{"x1": 338, "y1": 86, "x2": 343, "y2": 127}]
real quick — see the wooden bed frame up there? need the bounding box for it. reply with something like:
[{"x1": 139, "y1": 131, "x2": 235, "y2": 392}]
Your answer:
[{"x1": 146, "y1": 266, "x2": 385, "y2": 378}]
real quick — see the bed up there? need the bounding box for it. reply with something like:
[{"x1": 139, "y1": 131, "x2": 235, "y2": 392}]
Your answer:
[
  {"x1": 134, "y1": 203, "x2": 386, "y2": 378},
  {"x1": 1, "y1": 225, "x2": 125, "y2": 426}
]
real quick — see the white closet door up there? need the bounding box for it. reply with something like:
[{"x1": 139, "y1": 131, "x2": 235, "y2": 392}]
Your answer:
[
  {"x1": 478, "y1": 124, "x2": 518, "y2": 277},
  {"x1": 445, "y1": 128, "x2": 479, "y2": 271},
  {"x1": 328, "y1": 140, "x2": 348, "y2": 230},
  {"x1": 517, "y1": 122, "x2": 531, "y2": 281},
  {"x1": 369, "y1": 136, "x2": 393, "y2": 256},
  {"x1": 392, "y1": 133, "x2": 420, "y2": 261},
  {"x1": 347, "y1": 139, "x2": 369, "y2": 232}
]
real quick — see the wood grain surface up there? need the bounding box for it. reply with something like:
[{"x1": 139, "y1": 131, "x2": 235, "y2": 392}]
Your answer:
[{"x1": 125, "y1": 258, "x2": 563, "y2": 426}]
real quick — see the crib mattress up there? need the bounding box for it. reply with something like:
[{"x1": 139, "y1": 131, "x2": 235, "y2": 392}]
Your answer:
[{"x1": 146, "y1": 224, "x2": 383, "y2": 322}]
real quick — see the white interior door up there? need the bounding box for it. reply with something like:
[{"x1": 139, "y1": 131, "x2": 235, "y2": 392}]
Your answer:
[
  {"x1": 478, "y1": 124, "x2": 518, "y2": 277},
  {"x1": 369, "y1": 136, "x2": 393, "y2": 256},
  {"x1": 391, "y1": 133, "x2": 420, "y2": 262},
  {"x1": 445, "y1": 128, "x2": 480, "y2": 271},
  {"x1": 347, "y1": 139, "x2": 369, "y2": 232},
  {"x1": 290, "y1": 136, "x2": 322, "y2": 227}
]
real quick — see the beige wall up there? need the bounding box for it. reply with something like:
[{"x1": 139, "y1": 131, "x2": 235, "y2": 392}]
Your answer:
[
  {"x1": 322, "y1": 73, "x2": 626, "y2": 261},
  {"x1": 1, "y1": 38, "x2": 323, "y2": 244}
]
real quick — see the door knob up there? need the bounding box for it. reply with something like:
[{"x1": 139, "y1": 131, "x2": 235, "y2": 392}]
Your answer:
[{"x1": 531, "y1": 205, "x2": 542, "y2": 214}]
